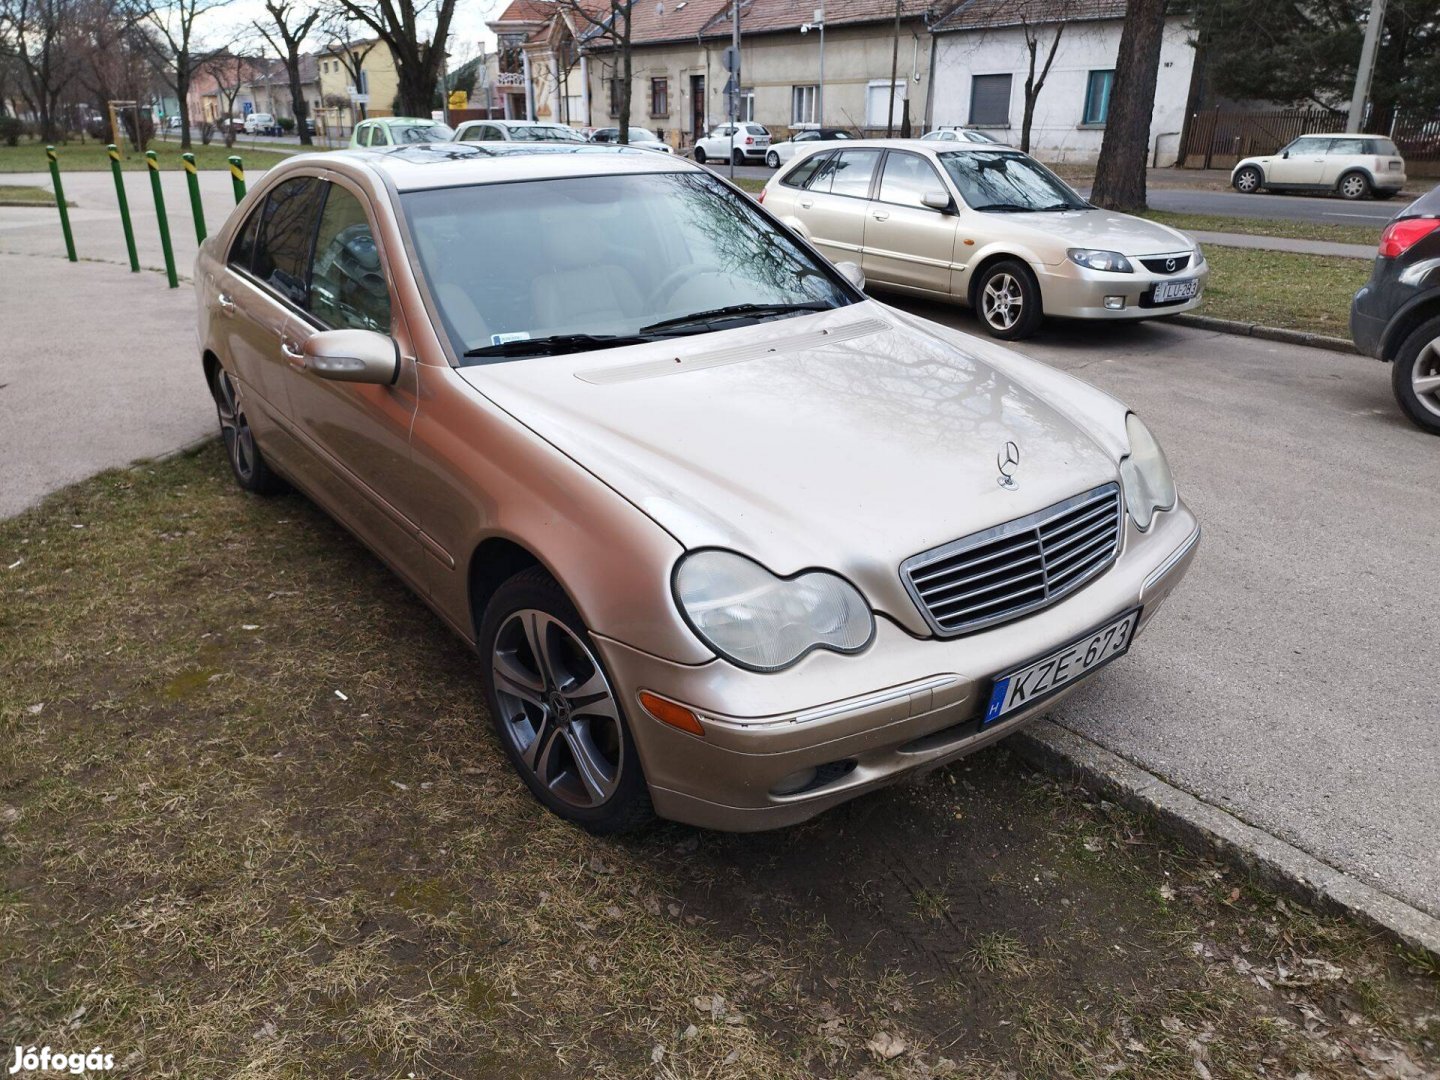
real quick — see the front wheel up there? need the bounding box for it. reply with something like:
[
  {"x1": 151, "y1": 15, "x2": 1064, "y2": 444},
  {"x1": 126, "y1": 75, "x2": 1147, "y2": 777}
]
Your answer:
[
  {"x1": 1338, "y1": 171, "x2": 1371, "y2": 200},
  {"x1": 974, "y1": 260, "x2": 1043, "y2": 341},
  {"x1": 731, "y1": 148, "x2": 744, "y2": 166},
  {"x1": 211, "y1": 365, "x2": 286, "y2": 495},
  {"x1": 478, "y1": 568, "x2": 654, "y2": 834},
  {"x1": 1233, "y1": 166, "x2": 1262, "y2": 194},
  {"x1": 1391, "y1": 316, "x2": 1440, "y2": 435},
  {"x1": 693, "y1": 146, "x2": 707, "y2": 164},
  {"x1": 766, "y1": 150, "x2": 780, "y2": 168}
]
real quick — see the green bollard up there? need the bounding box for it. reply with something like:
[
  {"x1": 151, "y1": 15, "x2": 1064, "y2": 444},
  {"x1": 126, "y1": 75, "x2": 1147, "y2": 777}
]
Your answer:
[
  {"x1": 106, "y1": 145, "x2": 140, "y2": 273},
  {"x1": 145, "y1": 151, "x2": 178, "y2": 289},
  {"x1": 227, "y1": 155, "x2": 246, "y2": 204},
  {"x1": 181, "y1": 152, "x2": 206, "y2": 244},
  {"x1": 45, "y1": 145, "x2": 76, "y2": 262}
]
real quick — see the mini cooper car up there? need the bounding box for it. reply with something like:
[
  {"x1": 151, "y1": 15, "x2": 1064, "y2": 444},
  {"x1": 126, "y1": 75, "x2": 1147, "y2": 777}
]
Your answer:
[
  {"x1": 195, "y1": 143, "x2": 1200, "y2": 833},
  {"x1": 761, "y1": 140, "x2": 1207, "y2": 340},
  {"x1": 1232, "y1": 134, "x2": 1406, "y2": 200}
]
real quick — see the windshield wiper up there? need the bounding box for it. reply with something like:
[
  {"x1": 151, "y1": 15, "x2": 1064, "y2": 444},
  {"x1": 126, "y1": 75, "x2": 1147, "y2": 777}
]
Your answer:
[
  {"x1": 969, "y1": 203, "x2": 1032, "y2": 213},
  {"x1": 1033, "y1": 202, "x2": 1091, "y2": 212},
  {"x1": 640, "y1": 301, "x2": 831, "y2": 334},
  {"x1": 462, "y1": 333, "x2": 657, "y2": 359}
]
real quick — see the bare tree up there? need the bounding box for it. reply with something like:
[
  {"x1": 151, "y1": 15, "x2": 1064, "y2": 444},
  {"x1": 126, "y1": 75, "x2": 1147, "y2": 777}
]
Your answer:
[
  {"x1": 560, "y1": 0, "x2": 634, "y2": 142},
  {"x1": 254, "y1": 0, "x2": 318, "y2": 144},
  {"x1": 127, "y1": 0, "x2": 235, "y2": 149},
  {"x1": 74, "y1": 0, "x2": 152, "y2": 137},
  {"x1": 319, "y1": 13, "x2": 376, "y2": 128},
  {"x1": 327, "y1": 0, "x2": 456, "y2": 117},
  {"x1": 1090, "y1": 0, "x2": 1166, "y2": 210},
  {"x1": 0, "y1": 0, "x2": 83, "y2": 140},
  {"x1": 1017, "y1": 14, "x2": 1063, "y2": 154},
  {"x1": 204, "y1": 50, "x2": 253, "y2": 145}
]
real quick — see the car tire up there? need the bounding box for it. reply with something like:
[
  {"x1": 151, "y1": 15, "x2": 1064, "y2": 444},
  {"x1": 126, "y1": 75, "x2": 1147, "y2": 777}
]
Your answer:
[
  {"x1": 974, "y1": 259, "x2": 1043, "y2": 341},
  {"x1": 731, "y1": 149, "x2": 744, "y2": 166},
  {"x1": 1338, "y1": 171, "x2": 1371, "y2": 200},
  {"x1": 1233, "y1": 166, "x2": 1263, "y2": 194},
  {"x1": 694, "y1": 146, "x2": 707, "y2": 164},
  {"x1": 478, "y1": 567, "x2": 655, "y2": 835},
  {"x1": 210, "y1": 365, "x2": 287, "y2": 495},
  {"x1": 1390, "y1": 315, "x2": 1440, "y2": 436},
  {"x1": 766, "y1": 150, "x2": 780, "y2": 168}
]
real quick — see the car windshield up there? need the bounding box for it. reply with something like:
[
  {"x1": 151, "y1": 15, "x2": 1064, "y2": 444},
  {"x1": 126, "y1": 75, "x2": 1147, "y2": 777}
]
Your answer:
[
  {"x1": 393, "y1": 122, "x2": 454, "y2": 143},
  {"x1": 937, "y1": 150, "x2": 1088, "y2": 212},
  {"x1": 403, "y1": 171, "x2": 854, "y2": 362},
  {"x1": 510, "y1": 125, "x2": 586, "y2": 142}
]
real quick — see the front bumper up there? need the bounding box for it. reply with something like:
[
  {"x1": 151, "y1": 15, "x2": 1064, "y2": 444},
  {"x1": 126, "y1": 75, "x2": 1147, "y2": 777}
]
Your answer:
[
  {"x1": 1037, "y1": 256, "x2": 1211, "y2": 321},
  {"x1": 595, "y1": 499, "x2": 1201, "y2": 831}
]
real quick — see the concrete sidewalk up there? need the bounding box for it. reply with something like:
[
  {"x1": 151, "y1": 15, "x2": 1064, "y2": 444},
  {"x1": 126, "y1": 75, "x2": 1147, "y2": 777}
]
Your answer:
[
  {"x1": 0, "y1": 253, "x2": 213, "y2": 518},
  {"x1": 1191, "y1": 229, "x2": 1377, "y2": 260}
]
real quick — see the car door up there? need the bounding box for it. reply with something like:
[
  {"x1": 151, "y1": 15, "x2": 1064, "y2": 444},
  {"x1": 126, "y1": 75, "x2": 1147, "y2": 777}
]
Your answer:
[
  {"x1": 861, "y1": 149, "x2": 959, "y2": 294},
  {"x1": 1322, "y1": 137, "x2": 1367, "y2": 185},
  {"x1": 1270, "y1": 137, "x2": 1328, "y2": 185},
  {"x1": 278, "y1": 176, "x2": 425, "y2": 579},
  {"x1": 217, "y1": 175, "x2": 326, "y2": 469},
  {"x1": 796, "y1": 148, "x2": 881, "y2": 266}
]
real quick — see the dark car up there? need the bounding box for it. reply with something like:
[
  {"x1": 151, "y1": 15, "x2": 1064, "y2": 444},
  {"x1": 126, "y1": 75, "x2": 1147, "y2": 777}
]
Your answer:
[{"x1": 1351, "y1": 186, "x2": 1440, "y2": 434}]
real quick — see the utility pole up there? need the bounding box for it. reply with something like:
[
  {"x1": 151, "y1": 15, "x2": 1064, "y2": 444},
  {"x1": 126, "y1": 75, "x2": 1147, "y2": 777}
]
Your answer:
[
  {"x1": 730, "y1": 0, "x2": 740, "y2": 180},
  {"x1": 885, "y1": 0, "x2": 900, "y2": 137},
  {"x1": 1347, "y1": 0, "x2": 1386, "y2": 133},
  {"x1": 817, "y1": 4, "x2": 825, "y2": 127}
]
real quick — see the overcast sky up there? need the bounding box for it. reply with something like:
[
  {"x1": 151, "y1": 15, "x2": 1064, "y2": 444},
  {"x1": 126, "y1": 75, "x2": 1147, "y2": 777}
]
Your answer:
[{"x1": 205, "y1": 0, "x2": 505, "y2": 61}]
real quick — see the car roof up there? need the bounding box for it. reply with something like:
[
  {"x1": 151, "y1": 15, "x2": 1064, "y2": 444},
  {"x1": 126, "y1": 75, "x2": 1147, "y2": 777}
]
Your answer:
[
  {"x1": 792, "y1": 138, "x2": 1020, "y2": 155},
  {"x1": 301, "y1": 143, "x2": 696, "y2": 192}
]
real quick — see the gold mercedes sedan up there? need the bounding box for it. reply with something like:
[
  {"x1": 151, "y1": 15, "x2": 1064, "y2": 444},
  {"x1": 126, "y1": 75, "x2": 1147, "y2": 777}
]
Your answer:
[
  {"x1": 759, "y1": 140, "x2": 1209, "y2": 341},
  {"x1": 195, "y1": 143, "x2": 1200, "y2": 834}
]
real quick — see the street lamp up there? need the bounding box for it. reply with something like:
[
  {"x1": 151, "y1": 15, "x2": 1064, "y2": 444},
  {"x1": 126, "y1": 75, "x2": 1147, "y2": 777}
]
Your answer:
[{"x1": 800, "y1": 3, "x2": 824, "y2": 128}]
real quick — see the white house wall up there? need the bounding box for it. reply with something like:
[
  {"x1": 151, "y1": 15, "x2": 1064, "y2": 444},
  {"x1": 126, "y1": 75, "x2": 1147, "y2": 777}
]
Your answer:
[{"x1": 931, "y1": 16, "x2": 1194, "y2": 165}]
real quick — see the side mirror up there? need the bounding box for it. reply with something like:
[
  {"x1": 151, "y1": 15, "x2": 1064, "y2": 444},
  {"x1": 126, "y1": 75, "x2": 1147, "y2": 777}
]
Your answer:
[
  {"x1": 301, "y1": 328, "x2": 400, "y2": 385},
  {"x1": 1282, "y1": 150, "x2": 1289, "y2": 159},
  {"x1": 836, "y1": 260, "x2": 865, "y2": 291},
  {"x1": 922, "y1": 189, "x2": 954, "y2": 212}
]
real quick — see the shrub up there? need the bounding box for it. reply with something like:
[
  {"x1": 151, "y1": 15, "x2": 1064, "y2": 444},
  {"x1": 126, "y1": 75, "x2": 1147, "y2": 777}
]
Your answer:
[
  {"x1": 278, "y1": 116, "x2": 295, "y2": 132},
  {"x1": 0, "y1": 115, "x2": 21, "y2": 147}
]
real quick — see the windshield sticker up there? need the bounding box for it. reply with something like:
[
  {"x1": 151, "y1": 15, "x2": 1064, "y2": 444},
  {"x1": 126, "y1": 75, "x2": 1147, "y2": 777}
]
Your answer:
[{"x1": 490, "y1": 332, "x2": 532, "y2": 346}]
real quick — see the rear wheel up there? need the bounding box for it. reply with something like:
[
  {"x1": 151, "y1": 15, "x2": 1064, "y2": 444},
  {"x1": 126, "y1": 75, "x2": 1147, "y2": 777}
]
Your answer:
[
  {"x1": 766, "y1": 150, "x2": 780, "y2": 168},
  {"x1": 731, "y1": 148, "x2": 744, "y2": 166},
  {"x1": 1391, "y1": 316, "x2": 1440, "y2": 435},
  {"x1": 478, "y1": 568, "x2": 654, "y2": 834},
  {"x1": 1338, "y1": 171, "x2": 1371, "y2": 200},
  {"x1": 693, "y1": 146, "x2": 707, "y2": 164},
  {"x1": 211, "y1": 365, "x2": 286, "y2": 495},
  {"x1": 975, "y1": 259, "x2": 1043, "y2": 341},
  {"x1": 1233, "y1": 166, "x2": 1262, "y2": 194}
]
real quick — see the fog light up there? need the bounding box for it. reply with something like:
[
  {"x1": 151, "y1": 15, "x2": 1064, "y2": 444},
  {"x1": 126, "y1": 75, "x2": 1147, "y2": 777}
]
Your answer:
[
  {"x1": 1104, "y1": 295, "x2": 1126, "y2": 310},
  {"x1": 770, "y1": 767, "x2": 818, "y2": 796}
]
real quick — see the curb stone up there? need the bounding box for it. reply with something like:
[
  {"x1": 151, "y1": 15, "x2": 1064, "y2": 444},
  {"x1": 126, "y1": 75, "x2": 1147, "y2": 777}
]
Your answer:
[
  {"x1": 1170, "y1": 313, "x2": 1358, "y2": 354},
  {"x1": 1011, "y1": 719, "x2": 1440, "y2": 963}
]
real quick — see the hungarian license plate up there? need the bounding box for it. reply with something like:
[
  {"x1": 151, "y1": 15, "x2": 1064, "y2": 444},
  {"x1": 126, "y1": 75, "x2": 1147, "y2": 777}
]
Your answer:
[
  {"x1": 1153, "y1": 278, "x2": 1199, "y2": 303},
  {"x1": 982, "y1": 609, "x2": 1139, "y2": 727}
]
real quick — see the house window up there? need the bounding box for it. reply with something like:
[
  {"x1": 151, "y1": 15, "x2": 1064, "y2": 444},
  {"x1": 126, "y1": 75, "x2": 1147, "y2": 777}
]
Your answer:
[
  {"x1": 865, "y1": 80, "x2": 906, "y2": 128},
  {"x1": 740, "y1": 87, "x2": 755, "y2": 121},
  {"x1": 650, "y1": 78, "x2": 669, "y2": 117},
  {"x1": 792, "y1": 84, "x2": 818, "y2": 125},
  {"x1": 1082, "y1": 69, "x2": 1114, "y2": 126},
  {"x1": 968, "y1": 73, "x2": 1012, "y2": 127}
]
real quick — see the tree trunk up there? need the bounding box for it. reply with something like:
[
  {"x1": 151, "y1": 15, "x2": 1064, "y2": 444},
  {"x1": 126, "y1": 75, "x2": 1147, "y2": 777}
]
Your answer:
[
  {"x1": 617, "y1": 8, "x2": 631, "y2": 144},
  {"x1": 286, "y1": 52, "x2": 311, "y2": 144},
  {"x1": 176, "y1": 63, "x2": 193, "y2": 150},
  {"x1": 1090, "y1": 0, "x2": 1165, "y2": 210}
]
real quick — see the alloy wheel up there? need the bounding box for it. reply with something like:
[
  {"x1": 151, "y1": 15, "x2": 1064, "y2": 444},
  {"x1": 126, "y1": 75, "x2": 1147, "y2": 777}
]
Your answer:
[
  {"x1": 1235, "y1": 168, "x2": 1259, "y2": 193},
  {"x1": 490, "y1": 609, "x2": 626, "y2": 810},
  {"x1": 1340, "y1": 173, "x2": 1368, "y2": 199},
  {"x1": 1413, "y1": 338, "x2": 1440, "y2": 420},
  {"x1": 214, "y1": 369, "x2": 257, "y2": 482},
  {"x1": 982, "y1": 273, "x2": 1024, "y2": 331}
]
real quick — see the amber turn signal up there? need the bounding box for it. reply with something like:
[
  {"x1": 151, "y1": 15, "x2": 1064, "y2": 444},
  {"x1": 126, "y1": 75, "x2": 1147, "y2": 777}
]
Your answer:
[{"x1": 638, "y1": 691, "x2": 705, "y2": 736}]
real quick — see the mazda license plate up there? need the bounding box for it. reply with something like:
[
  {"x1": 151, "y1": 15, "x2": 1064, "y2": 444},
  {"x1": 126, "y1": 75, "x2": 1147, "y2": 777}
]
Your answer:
[{"x1": 1153, "y1": 279, "x2": 1199, "y2": 303}]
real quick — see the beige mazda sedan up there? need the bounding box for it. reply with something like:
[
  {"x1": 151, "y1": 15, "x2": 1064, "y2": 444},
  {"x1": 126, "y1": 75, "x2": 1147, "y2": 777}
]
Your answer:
[
  {"x1": 195, "y1": 143, "x2": 1200, "y2": 834},
  {"x1": 760, "y1": 140, "x2": 1208, "y2": 340}
]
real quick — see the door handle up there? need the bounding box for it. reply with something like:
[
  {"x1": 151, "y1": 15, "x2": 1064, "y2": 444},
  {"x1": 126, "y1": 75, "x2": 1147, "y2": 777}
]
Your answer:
[
  {"x1": 280, "y1": 339, "x2": 306, "y2": 369},
  {"x1": 217, "y1": 292, "x2": 236, "y2": 315},
  {"x1": 872, "y1": 210, "x2": 890, "y2": 221},
  {"x1": 799, "y1": 200, "x2": 813, "y2": 209}
]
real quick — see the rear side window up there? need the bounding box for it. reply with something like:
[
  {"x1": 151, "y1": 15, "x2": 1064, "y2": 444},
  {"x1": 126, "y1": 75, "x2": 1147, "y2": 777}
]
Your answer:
[
  {"x1": 781, "y1": 152, "x2": 829, "y2": 189},
  {"x1": 227, "y1": 203, "x2": 262, "y2": 271},
  {"x1": 812, "y1": 149, "x2": 881, "y2": 198},
  {"x1": 309, "y1": 186, "x2": 391, "y2": 334},
  {"x1": 251, "y1": 176, "x2": 325, "y2": 306},
  {"x1": 1329, "y1": 138, "x2": 1366, "y2": 155}
]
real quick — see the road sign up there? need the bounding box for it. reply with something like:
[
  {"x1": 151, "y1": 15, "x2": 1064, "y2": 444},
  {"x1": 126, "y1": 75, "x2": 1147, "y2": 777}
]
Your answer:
[
  {"x1": 722, "y1": 45, "x2": 738, "y2": 72},
  {"x1": 722, "y1": 74, "x2": 737, "y2": 96}
]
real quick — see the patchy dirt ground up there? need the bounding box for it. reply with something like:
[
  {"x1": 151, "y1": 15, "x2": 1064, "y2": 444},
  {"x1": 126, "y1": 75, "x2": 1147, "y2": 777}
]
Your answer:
[{"x1": 2, "y1": 450, "x2": 1437, "y2": 1079}]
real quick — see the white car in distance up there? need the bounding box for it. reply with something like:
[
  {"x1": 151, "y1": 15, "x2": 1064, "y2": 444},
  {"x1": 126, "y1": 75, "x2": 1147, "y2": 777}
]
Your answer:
[{"x1": 693, "y1": 123, "x2": 771, "y2": 165}]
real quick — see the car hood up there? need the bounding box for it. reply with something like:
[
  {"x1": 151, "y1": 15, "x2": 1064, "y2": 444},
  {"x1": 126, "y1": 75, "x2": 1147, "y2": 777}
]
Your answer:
[
  {"x1": 998, "y1": 208, "x2": 1194, "y2": 261},
  {"x1": 456, "y1": 300, "x2": 1127, "y2": 634}
]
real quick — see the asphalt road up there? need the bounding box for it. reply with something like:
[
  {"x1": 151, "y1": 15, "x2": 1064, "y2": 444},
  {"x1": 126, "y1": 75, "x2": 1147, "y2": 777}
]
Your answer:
[{"x1": 890, "y1": 295, "x2": 1440, "y2": 919}]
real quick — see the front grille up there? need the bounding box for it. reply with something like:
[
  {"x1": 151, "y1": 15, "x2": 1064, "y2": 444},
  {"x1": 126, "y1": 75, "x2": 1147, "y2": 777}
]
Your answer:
[
  {"x1": 1139, "y1": 253, "x2": 1191, "y2": 274},
  {"x1": 901, "y1": 484, "x2": 1122, "y2": 637}
]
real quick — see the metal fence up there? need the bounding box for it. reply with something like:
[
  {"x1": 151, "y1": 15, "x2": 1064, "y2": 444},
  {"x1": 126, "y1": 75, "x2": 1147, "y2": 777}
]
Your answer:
[{"x1": 1179, "y1": 107, "x2": 1440, "y2": 172}]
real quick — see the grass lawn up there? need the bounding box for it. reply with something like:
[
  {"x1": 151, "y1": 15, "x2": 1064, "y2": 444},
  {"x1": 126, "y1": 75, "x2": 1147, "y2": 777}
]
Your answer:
[
  {"x1": 730, "y1": 175, "x2": 768, "y2": 194},
  {"x1": 1197, "y1": 247, "x2": 1372, "y2": 338},
  {"x1": 0, "y1": 183, "x2": 59, "y2": 206},
  {"x1": 0, "y1": 139, "x2": 294, "y2": 174},
  {"x1": 1144, "y1": 210, "x2": 1383, "y2": 248},
  {"x1": 2, "y1": 450, "x2": 1436, "y2": 1077}
]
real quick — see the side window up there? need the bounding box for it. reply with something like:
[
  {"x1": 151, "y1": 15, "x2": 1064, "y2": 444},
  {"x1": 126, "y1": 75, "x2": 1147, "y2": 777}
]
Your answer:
[
  {"x1": 251, "y1": 176, "x2": 325, "y2": 306},
  {"x1": 1330, "y1": 138, "x2": 1365, "y2": 155},
  {"x1": 782, "y1": 151, "x2": 829, "y2": 189},
  {"x1": 227, "y1": 202, "x2": 263, "y2": 271},
  {"x1": 812, "y1": 149, "x2": 880, "y2": 198},
  {"x1": 308, "y1": 185, "x2": 391, "y2": 334},
  {"x1": 372, "y1": 125, "x2": 390, "y2": 146},
  {"x1": 878, "y1": 151, "x2": 946, "y2": 207},
  {"x1": 356, "y1": 123, "x2": 370, "y2": 145}
]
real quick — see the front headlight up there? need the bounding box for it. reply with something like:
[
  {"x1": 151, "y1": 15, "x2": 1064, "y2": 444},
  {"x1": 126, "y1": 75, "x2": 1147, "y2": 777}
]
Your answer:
[
  {"x1": 1193, "y1": 241, "x2": 1205, "y2": 264},
  {"x1": 1068, "y1": 248, "x2": 1134, "y2": 273},
  {"x1": 1118, "y1": 414, "x2": 1177, "y2": 530},
  {"x1": 674, "y1": 551, "x2": 874, "y2": 672}
]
